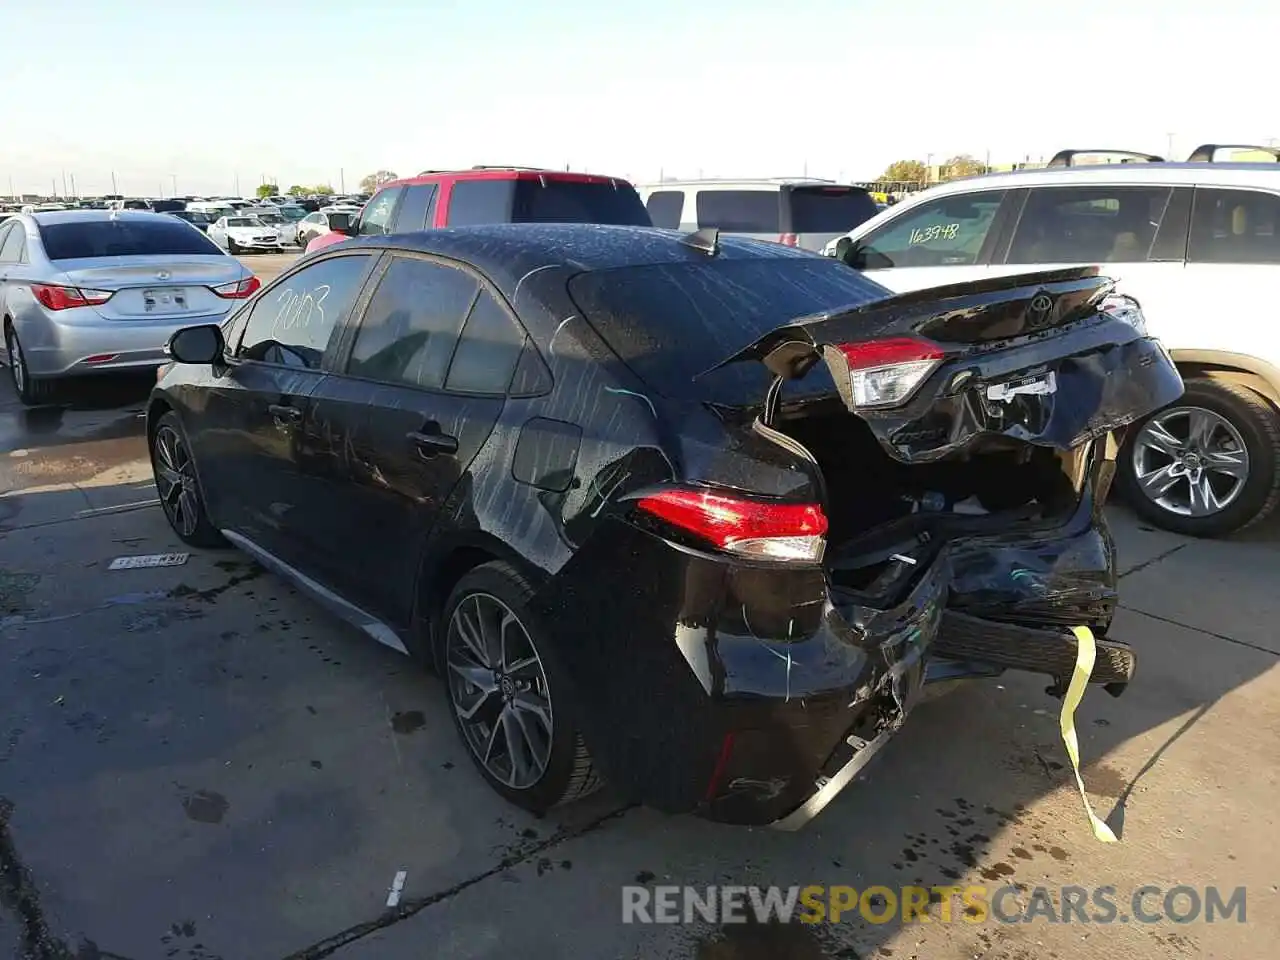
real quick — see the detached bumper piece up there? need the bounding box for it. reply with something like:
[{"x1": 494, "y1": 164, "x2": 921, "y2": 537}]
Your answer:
[{"x1": 934, "y1": 610, "x2": 1134, "y2": 694}]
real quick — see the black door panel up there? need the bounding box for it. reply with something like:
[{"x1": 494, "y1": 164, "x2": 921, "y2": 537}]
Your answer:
[{"x1": 327, "y1": 379, "x2": 504, "y2": 623}]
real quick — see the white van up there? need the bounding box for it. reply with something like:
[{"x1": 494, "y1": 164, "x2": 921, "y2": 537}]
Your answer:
[{"x1": 635, "y1": 178, "x2": 879, "y2": 252}]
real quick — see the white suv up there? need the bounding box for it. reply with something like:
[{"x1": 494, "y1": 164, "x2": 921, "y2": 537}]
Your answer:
[{"x1": 825, "y1": 146, "x2": 1280, "y2": 537}]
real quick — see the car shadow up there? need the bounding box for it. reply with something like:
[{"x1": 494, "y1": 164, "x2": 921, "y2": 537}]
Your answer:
[{"x1": 0, "y1": 478, "x2": 1274, "y2": 960}]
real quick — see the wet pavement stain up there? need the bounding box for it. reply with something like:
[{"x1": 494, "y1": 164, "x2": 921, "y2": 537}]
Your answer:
[
  {"x1": 180, "y1": 790, "x2": 229, "y2": 824},
  {"x1": 1081, "y1": 762, "x2": 1128, "y2": 799},
  {"x1": 168, "y1": 564, "x2": 264, "y2": 603},
  {"x1": 0, "y1": 570, "x2": 39, "y2": 614},
  {"x1": 980, "y1": 862, "x2": 1017, "y2": 881},
  {"x1": 390, "y1": 710, "x2": 426, "y2": 734}
]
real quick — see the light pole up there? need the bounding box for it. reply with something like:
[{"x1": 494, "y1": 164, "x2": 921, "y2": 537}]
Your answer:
[
  {"x1": 171, "y1": 173, "x2": 177, "y2": 196},
  {"x1": 1166, "y1": 132, "x2": 1175, "y2": 159}
]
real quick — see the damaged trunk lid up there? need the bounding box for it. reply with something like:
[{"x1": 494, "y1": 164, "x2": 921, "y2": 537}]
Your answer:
[
  {"x1": 705, "y1": 266, "x2": 1184, "y2": 463},
  {"x1": 707, "y1": 267, "x2": 1183, "y2": 693}
]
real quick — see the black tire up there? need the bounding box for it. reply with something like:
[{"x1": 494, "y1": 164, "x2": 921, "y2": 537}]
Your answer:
[
  {"x1": 4, "y1": 323, "x2": 57, "y2": 406},
  {"x1": 436, "y1": 561, "x2": 602, "y2": 814},
  {"x1": 1118, "y1": 377, "x2": 1280, "y2": 537},
  {"x1": 149, "y1": 411, "x2": 225, "y2": 548},
  {"x1": 227, "y1": 238, "x2": 240, "y2": 255}
]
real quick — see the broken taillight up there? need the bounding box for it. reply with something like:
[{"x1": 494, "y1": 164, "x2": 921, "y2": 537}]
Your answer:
[
  {"x1": 834, "y1": 337, "x2": 945, "y2": 409},
  {"x1": 636, "y1": 488, "x2": 827, "y2": 562}
]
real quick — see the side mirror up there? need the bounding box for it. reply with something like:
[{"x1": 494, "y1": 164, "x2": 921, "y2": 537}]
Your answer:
[
  {"x1": 328, "y1": 213, "x2": 355, "y2": 235},
  {"x1": 836, "y1": 237, "x2": 866, "y2": 269},
  {"x1": 167, "y1": 324, "x2": 225, "y2": 364}
]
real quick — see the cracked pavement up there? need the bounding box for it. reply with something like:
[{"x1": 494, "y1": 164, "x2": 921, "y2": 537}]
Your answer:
[{"x1": 1, "y1": 263, "x2": 1278, "y2": 958}]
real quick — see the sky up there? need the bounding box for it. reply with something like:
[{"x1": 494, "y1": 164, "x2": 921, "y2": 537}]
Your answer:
[{"x1": 3, "y1": 0, "x2": 1278, "y2": 198}]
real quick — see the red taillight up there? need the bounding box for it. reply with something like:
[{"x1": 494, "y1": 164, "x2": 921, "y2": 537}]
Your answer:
[
  {"x1": 635, "y1": 488, "x2": 827, "y2": 562},
  {"x1": 833, "y1": 337, "x2": 945, "y2": 408},
  {"x1": 82, "y1": 353, "x2": 119, "y2": 364},
  {"x1": 212, "y1": 276, "x2": 261, "y2": 299},
  {"x1": 778, "y1": 233, "x2": 798, "y2": 247},
  {"x1": 32, "y1": 284, "x2": 112, "y2": 311}
]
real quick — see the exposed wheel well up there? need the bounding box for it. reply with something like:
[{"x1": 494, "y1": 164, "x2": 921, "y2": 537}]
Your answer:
[
  {"x1": 146, "y1": 397, "x2": 174, "y2": 442},
  {"x1": 1174, "y1": 362, "x2": 1280, "y2": 411},
  {"x1": 414, "y1": 542, "x2": 546, "y2": 668}
]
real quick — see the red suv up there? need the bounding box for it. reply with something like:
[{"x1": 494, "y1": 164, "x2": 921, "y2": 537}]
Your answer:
[{"x1": 305, "y1": 166, "x2": 652, "y2": 253}]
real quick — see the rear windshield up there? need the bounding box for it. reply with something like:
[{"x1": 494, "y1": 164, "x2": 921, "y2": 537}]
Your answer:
[
  {"x1": 38, "y1": 218, "x2": 223, "y2": 260},
  {"x1": 567, "y1": 257, "x2": 891, "y2": 403},
  {"x1": 787, "y1": 186, "x2": 878, "y2": 233},
  {"x1": 513, "y1": 180, "x2": 652, "y2": 226}
]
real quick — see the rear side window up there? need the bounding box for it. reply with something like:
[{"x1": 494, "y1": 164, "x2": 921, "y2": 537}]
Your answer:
[
  {"x1": 391, "y1": 184, "x2": 437, "y2": 233},
  {"x1": 0, "y1": 224, "x2": 22, "y2": 263},
  {"x1": 786, "y1": 186, "x2": 878, "y2": 234},
  {"x1": 38, "y1": 217, "x2": 223, "y2": 260},
  {"x1": 1188, "y1": 188, "x2": 1280, "y2": 265},
  {"x1": 347, "y1": 256, "x2": 479, "y2": 390},
  {"x1": 568, "y1": 258, "x2": 890, "y2": 404},
  {"x1": 511, "y1": 180, "x2": 651, "y2": 226},
  {"x1": 447, "y1": 180, "x2": 514, "y2": 225},
  {"x1": 358, "y1": 187, "x2": 402, "y2": 236},
  {"x1": 856, "y1": 191, "x2": 1005, "y2": 268},
  {"x1": 444, "y1": 291, "x2": 527, "y2": 394},
  {"x1": 645, "y1": 191, "x2": 685, "y2": 228},
  {"x1": 1007, "y1": 186, "x2": 1173, "y2": 264},
  {"x1": 695, "y1": 190, "x2": 780, "y2": 233}
]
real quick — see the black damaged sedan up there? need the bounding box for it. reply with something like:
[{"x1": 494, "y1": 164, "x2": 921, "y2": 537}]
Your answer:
[{"x1": 146, "y1": 224, "x2": 1182, "y2": 828}]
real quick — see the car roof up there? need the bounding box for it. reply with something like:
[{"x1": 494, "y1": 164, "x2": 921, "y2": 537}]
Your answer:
[
  {"x1": 29, "y1": 209, "x2": 176, "y2": 225},
  {"x1": 907, "y1": 161, "x2": 1280, "y2": 195},
  {"x1": 635, "y1": 178, "x2": 850, "y2": 189},
  {"x1": 332, "y1": 223, "x2": 815, "y2": 293},
  {"x1": 383, "y1": 168, "x2": 634, "y2": 191}
]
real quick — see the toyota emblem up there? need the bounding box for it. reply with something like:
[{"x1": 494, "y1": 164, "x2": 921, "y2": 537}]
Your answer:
[
  {"x1": 1027, "y1": 292, "x2": 1054, "y2": 327},
  {"x1": 155, "y1": 270, "x2": 171, "y2": 281}
]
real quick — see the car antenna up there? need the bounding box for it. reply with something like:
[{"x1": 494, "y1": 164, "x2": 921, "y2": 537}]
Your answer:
[{"x1": 680, "y1": 226, "x2": 720, "y2": 256}]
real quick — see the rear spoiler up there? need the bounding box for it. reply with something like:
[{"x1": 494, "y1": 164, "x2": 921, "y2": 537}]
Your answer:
[{"x1": 700, "y1": 267, "x2": 1113, "y2": 382}]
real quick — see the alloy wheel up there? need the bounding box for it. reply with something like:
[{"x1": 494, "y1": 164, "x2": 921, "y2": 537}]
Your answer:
[
  {"x1": 445, "y1": 593, "x2": 554, "y2": 790},
  {"x1": 153, "y1": 425, "x2": 202, "y2": 537},
  {"x1": 1131, "y1": 405, "x2": 1250, "y2": 518},
  {"x1": 7, "y1": 329, "x2": 25, "y2": 395}
]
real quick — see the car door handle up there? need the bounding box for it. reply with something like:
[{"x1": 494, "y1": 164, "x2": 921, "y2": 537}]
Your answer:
[
  {"x1": 268, "y1": 403, "x2": 303, "y2": 424},
  {"x1": 407, "y1": 429, "x2": 458, "y2": 458}
]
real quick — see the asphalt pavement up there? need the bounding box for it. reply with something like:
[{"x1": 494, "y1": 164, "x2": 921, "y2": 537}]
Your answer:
[{"x1": 0, "y1": 279, "x2": 1277, "y2": 959}]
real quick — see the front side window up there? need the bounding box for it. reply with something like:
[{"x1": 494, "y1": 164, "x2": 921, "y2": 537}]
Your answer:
[
  {"x1": 1188, "y1": 188, "x2": 1280, "y2": 265},
  {"x1": 237, "y1": 254, "x2": 373, "y2": 369},
  {"x1": 391, "y1": 184, "x2": 438, "y2": 233},
  {"x1": 358, "y1": 187, "x2": 402, "y2": 236},
  {"x1": 347, "y1": 256, "x2": 479, "y2": 389},
  {"x1": 855, "y1": 190, "x2": 1006, "y2": 268},
  {"x1": 1006, "y1": 186, "x2": 1173, "y2": 264},
  {"x1": 444, "y1": 290, "x2": 527, "y2": 394},
  {"x1": 646, "y1": 191, "x2": 685, "y2": 229},
  {"x1": 695, "y1": 190, "x2": 780, "y2": 233}
]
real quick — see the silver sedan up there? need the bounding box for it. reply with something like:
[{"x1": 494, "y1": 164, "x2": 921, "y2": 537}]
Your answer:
[{"x1": 0, "y1": 210, "x2": 259, "y2": 405}]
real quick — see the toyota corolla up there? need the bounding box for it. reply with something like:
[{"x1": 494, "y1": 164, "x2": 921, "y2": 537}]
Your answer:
[{"x1": 144, "y1": 224, "x2": 1181, "y2": 827}]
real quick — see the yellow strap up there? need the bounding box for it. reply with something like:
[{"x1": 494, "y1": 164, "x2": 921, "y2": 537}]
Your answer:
[{"x1": 1061, "y1": 625, "x2": 1119, "y2": 843}]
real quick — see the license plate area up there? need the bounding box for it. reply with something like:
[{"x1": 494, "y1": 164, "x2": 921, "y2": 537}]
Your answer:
[
  {"x1": 143, "y1": 287, "x2": 187, "y2": 311},
  {"x1": 986, "y1": 370, "x2": 1056, "y2": 403}
]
